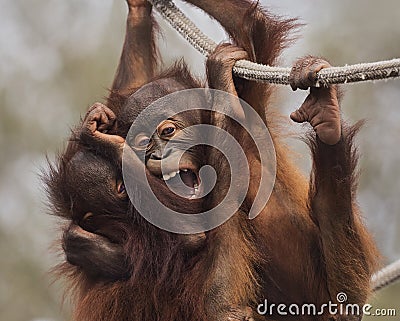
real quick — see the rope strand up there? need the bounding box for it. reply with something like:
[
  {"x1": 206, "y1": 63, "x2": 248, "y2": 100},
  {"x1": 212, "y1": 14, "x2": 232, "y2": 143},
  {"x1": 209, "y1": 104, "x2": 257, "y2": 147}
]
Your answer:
[
  {"x1": 371, "y1": 259, "x2": 400, "y2": 292},
  {"x1": 149, "y1": 0, "x2": 400, "y2": 86}
]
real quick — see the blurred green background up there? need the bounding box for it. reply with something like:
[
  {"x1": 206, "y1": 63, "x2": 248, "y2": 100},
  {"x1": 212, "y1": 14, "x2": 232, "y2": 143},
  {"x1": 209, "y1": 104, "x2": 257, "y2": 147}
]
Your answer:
[{"x1": 0, "y1": 0, "x2": 399, "y2": 320}]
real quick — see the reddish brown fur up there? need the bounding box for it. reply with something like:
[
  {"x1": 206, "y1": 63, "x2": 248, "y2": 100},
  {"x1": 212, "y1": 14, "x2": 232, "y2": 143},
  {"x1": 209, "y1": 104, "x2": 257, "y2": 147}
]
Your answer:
[{"x1": 45, "y1": 1, "x2": 380, "y2": 321}]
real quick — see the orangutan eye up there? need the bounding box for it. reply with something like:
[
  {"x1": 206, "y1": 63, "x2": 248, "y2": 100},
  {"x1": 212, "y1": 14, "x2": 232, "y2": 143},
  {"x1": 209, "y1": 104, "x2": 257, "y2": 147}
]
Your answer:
[
  {"x1": 138, "y1": 137, "x2": 151, "y2": 147},
  {"x1": 162, "y1": 127, "x2": 175, "y2": 136},
  {"x1": 117, "y1": 181, "x2": 126, "y2": 194},
  {"x1": 158, "y1": 121, "x2": 176, "y2": 138},
  {"x1": 134, "y1": 133, "x2": 152, "y2": 150}
]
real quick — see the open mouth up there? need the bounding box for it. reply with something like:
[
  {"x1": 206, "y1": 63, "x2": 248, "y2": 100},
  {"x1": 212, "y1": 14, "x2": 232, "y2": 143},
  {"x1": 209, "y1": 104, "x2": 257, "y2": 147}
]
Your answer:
[{"x1": 161, "y1": 168, "x2": 201, "y2": 199}]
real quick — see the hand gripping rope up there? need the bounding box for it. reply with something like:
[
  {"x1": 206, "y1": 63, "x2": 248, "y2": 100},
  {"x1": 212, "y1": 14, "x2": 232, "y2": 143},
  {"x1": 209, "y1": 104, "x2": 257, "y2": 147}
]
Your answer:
[{"x1": 148, "y1": 0, "x2": 400, "y2": 86}]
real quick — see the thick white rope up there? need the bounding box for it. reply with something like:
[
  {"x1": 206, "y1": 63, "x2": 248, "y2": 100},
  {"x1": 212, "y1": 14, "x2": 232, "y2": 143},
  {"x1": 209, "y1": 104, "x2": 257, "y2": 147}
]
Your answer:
[
  {"x1": 371, "y1": 259, "x2": 400, "y2": 292},
  {"x1": 149, "y1": 0, "x2": 400, "y2": 86}
]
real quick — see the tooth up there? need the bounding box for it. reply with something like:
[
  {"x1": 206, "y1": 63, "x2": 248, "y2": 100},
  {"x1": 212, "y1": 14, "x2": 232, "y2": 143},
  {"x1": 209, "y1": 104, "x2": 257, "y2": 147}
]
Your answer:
[
  {"x1": 190, "y1": 194, "x2": 196, "y2": 199},
  {"x1": 182, "y1": 169, "x2": 188, "y2": 172},
  {"x1": 163, "y1": 173, "x2": 171, "y2": 181},
  {"x1": 169, "y1": 171, "x2": 177, "y2": 178},
  {"x1": 194, "y1": 183, "x2": 198, "y2": 189}
]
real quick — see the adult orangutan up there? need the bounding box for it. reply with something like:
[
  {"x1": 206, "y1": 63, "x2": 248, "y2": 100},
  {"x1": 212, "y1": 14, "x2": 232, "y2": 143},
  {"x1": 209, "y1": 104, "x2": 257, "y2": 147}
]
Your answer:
[{"x1": 45, "y1": 0, "x2": 379, "y2": 320}]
